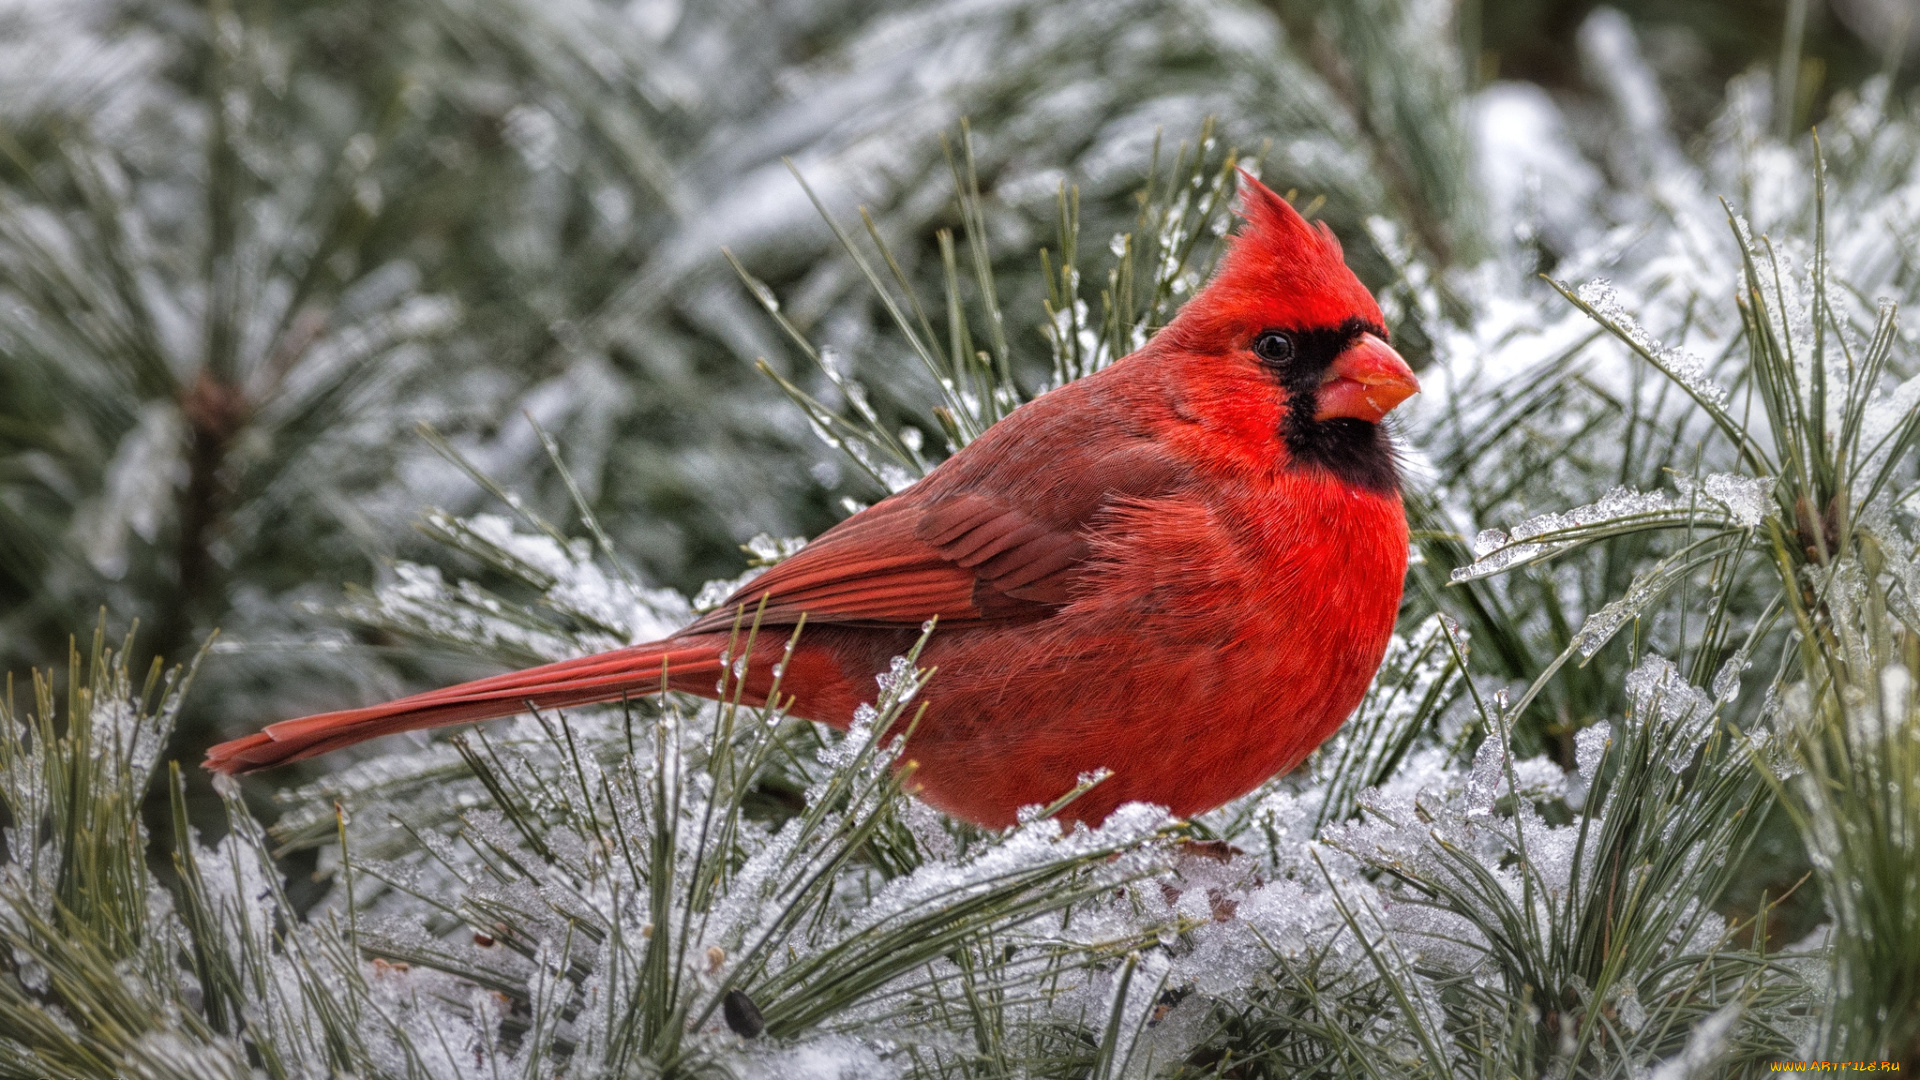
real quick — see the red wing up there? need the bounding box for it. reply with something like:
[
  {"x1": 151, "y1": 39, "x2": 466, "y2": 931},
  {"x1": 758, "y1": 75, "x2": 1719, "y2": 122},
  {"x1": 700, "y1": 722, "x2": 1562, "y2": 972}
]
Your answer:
[
  {"x1": 681, "y1": 495, "x2": 1019, "y2": 633},
  {"x1": 916, "y1": 492, "x2": 1089, "y2": 609},
  {"x1": 682, "y1": 399, "x2": 1185, "y2": 635}
]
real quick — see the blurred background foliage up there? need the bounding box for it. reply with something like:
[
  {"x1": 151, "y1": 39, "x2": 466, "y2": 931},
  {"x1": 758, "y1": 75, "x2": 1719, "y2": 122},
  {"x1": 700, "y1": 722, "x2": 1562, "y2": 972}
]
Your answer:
[{"x1": 1478, "y1": 0, "x2": 1885, "y2": 131}]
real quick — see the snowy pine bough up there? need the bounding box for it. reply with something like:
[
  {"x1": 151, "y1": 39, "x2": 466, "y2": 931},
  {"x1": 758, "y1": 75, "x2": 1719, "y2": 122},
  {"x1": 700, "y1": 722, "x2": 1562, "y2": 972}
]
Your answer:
[{"x1": 6, "y1": 1, "x2": 1920, "y2": 1077}]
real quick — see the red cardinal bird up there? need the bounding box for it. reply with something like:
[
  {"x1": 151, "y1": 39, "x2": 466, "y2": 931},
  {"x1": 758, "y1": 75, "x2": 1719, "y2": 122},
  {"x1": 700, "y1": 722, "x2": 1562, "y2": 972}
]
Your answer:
[{"x1": 206, "y1": 174, "x2": 1417, "y2": 828}]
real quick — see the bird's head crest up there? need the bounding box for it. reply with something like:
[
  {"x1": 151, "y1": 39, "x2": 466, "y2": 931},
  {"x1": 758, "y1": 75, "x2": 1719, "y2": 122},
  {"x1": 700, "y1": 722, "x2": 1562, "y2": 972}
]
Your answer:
[
  {"x1": 1151, "y1": 170, "x2": 1410, "y2": 495},
  {"x1": 1163, "y1": 170, "x2": 1384, "y2": 347}
]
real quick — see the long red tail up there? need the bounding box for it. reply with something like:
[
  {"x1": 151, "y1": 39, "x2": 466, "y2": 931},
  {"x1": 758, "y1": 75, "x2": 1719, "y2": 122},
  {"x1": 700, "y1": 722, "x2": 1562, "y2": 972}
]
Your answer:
[{"x1": 203, "y1": 639, "x2": 726, "y2": 773}]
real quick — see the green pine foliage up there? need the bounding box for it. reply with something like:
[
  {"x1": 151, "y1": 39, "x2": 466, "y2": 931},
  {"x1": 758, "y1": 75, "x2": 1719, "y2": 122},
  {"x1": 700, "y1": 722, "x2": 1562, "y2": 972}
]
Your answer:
[{"x1": 5, "y1": 0, "x2": 1920, "y2": 1076}]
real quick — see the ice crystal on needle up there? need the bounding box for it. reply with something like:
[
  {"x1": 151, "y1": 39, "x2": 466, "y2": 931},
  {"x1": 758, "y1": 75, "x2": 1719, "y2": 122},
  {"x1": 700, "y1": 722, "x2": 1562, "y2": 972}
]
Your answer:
[
  {"x1": 1677, "y1": 472, "x2": 1776, "y2": 528},
  {"x1": 1626, "y1": 656, "x2": 1718, "y2": 773},
  {"x1": 1464, "y1": 724, "x2": 1513, "y2": 816},
  {"x1": 350, "y1": 513, "x2": 692, "y2": 661},
  {"x1": 1576, "y1": 722, "x2": 1613, "y2": 785},
  {"x1": 1575, "y1": 279, "x2": 1730, "y2": 407},
  {"x1": 1454, "y1": 475, "x2": 1771, "y2": 586},
  {"x1": 1453, "y1": 486, "x2": 1682, "y2": 582}
]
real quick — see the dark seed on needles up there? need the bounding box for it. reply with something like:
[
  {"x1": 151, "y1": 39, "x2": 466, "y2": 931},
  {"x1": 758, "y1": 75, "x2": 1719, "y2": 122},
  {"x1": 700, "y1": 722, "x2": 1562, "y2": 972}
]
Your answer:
[
  {"x1": 1149, "y1": 985, "x2": 1192, "y2": 1026},
  {"x1": 724, "y1": 988, "x2": 765, "y2": 1038}
]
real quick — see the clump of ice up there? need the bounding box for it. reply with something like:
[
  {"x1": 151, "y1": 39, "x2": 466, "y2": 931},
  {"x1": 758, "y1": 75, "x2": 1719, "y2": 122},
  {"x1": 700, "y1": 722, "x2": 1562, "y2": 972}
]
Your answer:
[
  {"x1": 877, "y1": 463, "x2": 917, "y2": 493},
  {"x1": 1573, "y1": 566, "x2": 1664, "y2": 657},
  {"x1": 1454, "y1": 486, "x2": 1681, "y2": 583},
  {"x1": 1464, "y1": 725, "x2": 1565, "y2": 817},
  {"x1": 1615, "y1": 980, "x2": 1648, "y2": 1033},
  {"x1": 353, "y1": 512, "x2": 691, "y2": 657},
  {"x1": 694, "y1": 571, "x2": 758, "y2": 612},
  {"x1": 1675, "y1": 473, "x2": 1775, "y2": 528},
  {"x1": 745, "y1": 533, "x2": 808, "y2": 564},
  {"x1": 1711, "y1": 651, "x2": 1750, "y2": 704},
  {"x1": 1879, "y1": 665, "x2": 1914, "y2": 736},
  {"x1": 1455, "y1": 474, "x2": 1769, "y2": 588},
  {"x1": 1508, "y1": 487, "x2": 1679, "y2": 540},
  {"x1": 1510, "y1": 755, "x2": 1569, "y2": 803},
  {"x1": 1646, "y1": 1001, "x2": 1744, "y2": 1080},
  {"x1": 1625, "y1": 656, "x2": 1717, "y2": 772},
  {"x1": 1575, "y1": 722, "x2": 1612, "y2": 786},
  {"x1": 1465, "y1": 727, "x2": 1512, "y2": 816},
  {"x1": 874, "y1": 655, "x2": 926, "y2": 704}
]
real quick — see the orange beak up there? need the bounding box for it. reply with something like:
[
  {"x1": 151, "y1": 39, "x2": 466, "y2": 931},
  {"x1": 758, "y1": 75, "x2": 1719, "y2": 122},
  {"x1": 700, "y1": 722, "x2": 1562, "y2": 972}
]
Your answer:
[{"x1": 1314, "y1": 332, "x2": 1419, "y2": 423}]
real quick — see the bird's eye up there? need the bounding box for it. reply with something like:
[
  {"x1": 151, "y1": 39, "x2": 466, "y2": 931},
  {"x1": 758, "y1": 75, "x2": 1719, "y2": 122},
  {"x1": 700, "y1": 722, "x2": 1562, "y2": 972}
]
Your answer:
[{"x1": 1252, "y1": 331, "x2": 1294, "y2": 366}]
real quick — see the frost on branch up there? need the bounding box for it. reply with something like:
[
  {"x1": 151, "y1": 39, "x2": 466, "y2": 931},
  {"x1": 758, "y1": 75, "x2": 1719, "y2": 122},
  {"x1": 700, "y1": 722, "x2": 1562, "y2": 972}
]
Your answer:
[
  {"x1": 1626, "y1": 655, "x2": 1717, "y2": 773},
  {"x1": 1451, "y1": 474, "x2": 1772, "y2": 584},
  {"x1": 1677, "y1": 473, "x2": 1775, "y2": 528},
  {"x1": 14, "y1": 2, "x2": 1897, "y2": 1067},
  {"x1": 1573, "y1": 279, "x2": 1730, "y2": 408},
  {"x1": 1301, "y1": 651, "x2": 1781, "y2": 1071},
  {"x1": 344, "y1": 511, "x2": 692, "y2": 666}
]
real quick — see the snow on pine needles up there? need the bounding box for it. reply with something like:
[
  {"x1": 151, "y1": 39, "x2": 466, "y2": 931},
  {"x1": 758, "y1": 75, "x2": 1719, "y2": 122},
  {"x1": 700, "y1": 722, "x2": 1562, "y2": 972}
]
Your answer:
[{"x1": 12, "y1": 6, "x2": 1920, "y2": 1075}]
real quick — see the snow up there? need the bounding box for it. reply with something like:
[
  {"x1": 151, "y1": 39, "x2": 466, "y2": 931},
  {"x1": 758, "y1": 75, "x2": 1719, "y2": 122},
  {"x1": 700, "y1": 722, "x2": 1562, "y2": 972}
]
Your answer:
[
  {"x1": 1576, "y1": 722, "x2": 1612, "y2": 786},
  {"x1": 1573, "y1": 280, "x2": 1730, "y2": 408},
  {"x1": 1454, "y1": 471, "x2": 1774, "y2": 590},
  {"x1": 1453, "y1": 486, "x2": 1683, "y2": 583},
  {"x1": 734, "y1": 1037, "x2": 900, "y2": 1080},
  {"x1": 9, "y1": 1, "x2": 1900, "y2": 1072},
  {"x1": 74, "y1": 401, "x2": 186, "y2": 580},
  {"x1": 1696, "y1": 473, "x2": 1775, "y2": 527},
  {"x1": 1647, "y1": 1002, "x2": 1744, "y2": 1080},
  {"x1": 1626, "y1": 656, "x2": 1718, "y2": 773}
]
